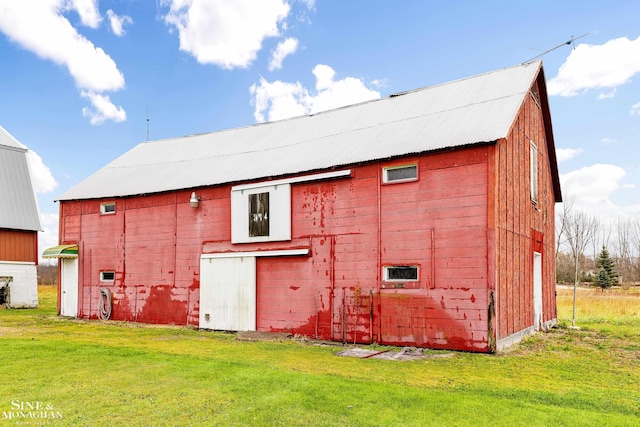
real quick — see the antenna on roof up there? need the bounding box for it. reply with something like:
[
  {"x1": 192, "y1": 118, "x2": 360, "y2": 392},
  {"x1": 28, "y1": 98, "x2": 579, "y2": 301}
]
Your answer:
[
  {"x1": 146, "y1": 106, "x2": 150, "y2": 141},
  {"x1": 522, "y1": 33, "x2": 589, "y2": 65}
]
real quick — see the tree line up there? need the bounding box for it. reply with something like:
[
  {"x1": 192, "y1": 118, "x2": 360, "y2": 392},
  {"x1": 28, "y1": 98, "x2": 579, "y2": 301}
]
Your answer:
[{"x1": 556, "y1": 199, "x2": 640, "y2": 289}]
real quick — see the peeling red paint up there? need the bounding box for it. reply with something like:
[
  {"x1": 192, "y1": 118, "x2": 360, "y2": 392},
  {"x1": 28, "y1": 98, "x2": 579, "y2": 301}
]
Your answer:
[{"x1": 137, "y1": 285, "x2": 187, "y2": 325}]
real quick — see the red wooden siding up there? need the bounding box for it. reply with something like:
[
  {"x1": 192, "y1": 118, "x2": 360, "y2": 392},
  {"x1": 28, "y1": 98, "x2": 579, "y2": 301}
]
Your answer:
[
  {"x1": 491, "y1": 77, "x2": 556, "y2": 342},
  {"x1": 61, "y1": 146, "x2": 494, "y2": 351},
  {"x1": 0, "y1": 228, "x2": 38, "y2": 263},
  {"x1": 377, "y1": 152, "x2": 490, "y2": 351}
]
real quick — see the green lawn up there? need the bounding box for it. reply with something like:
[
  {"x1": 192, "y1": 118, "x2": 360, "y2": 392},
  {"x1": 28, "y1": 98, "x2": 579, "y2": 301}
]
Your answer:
[{"x1": 1, "y1": 285, "x2": 639, "y2": 426}]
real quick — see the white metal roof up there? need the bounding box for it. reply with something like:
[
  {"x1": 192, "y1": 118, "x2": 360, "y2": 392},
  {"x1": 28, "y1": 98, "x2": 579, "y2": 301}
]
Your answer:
[
  {"x1": 0, "y1": 124, "x2": 27, "y2": 150},
  {"x1": 59, "y1": 61, "x2": 544, "y2": 201},
  {"x1": 0, "y1": 126, "x2": 42, "y2": 231}
]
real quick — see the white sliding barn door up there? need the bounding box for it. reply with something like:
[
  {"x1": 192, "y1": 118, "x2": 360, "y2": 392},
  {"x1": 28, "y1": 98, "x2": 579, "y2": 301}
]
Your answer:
[{"x1": 199, "y1": 256, "x2": 256, "y2": 331}]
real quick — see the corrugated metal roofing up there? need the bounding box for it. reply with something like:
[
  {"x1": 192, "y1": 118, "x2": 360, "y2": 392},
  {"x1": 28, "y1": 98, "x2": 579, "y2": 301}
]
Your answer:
[
  {"x1": 0, "y1": 127, "x2": 42, "y2": 231},
  {"x1": 0, "y1": 124, "x2": 27, "y2": 150},
  {"x1": 59, "y1": 61, "x2": 543, "y2": 201}
]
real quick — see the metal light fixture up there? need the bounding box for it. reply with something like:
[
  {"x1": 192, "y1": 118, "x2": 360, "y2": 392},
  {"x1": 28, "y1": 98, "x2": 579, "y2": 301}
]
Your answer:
[{"x1": 189, "y1": 191, "x2": 200, "y2": 208}]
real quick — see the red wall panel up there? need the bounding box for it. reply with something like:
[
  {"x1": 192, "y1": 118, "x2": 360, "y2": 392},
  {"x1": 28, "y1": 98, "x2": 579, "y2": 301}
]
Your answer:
[
  {"x1": 0, "y1": 228, "x2": 38, "y2": 263},
  {"x1": 492, "y1": 77, "x2": 557, "y2": 342},
  {"x1": 59, "y1": 136, "x2": 550, "y2": 353}
]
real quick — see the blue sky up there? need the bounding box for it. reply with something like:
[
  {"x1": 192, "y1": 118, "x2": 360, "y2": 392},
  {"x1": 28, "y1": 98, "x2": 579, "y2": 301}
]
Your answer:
[{"x1": 0, "y1": 0, "x2": 639, "y2": 256}]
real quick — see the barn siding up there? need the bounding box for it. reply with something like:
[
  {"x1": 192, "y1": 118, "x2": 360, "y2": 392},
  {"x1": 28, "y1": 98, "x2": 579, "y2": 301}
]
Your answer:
[
  {"x1": 492, "y1": 78, "x2": 556, "y2": 342},
  {"x1": 0, "y1": 229, "x2": 38, "y2": 263},
  {"x1": 61, "y1": 146, "x2": 493, "y2": 351}
]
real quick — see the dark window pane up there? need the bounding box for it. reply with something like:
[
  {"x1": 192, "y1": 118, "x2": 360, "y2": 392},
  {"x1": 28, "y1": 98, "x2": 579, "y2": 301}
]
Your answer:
[
  {"x1": 386, "y1": 165, "x2": 417, "y2": 182},
  {"x1": 101, "y1": 271, "x2": 115, "y2": 281},
  {"x1": 101, "y1": 203, "x2": 115, "y2": 214},
  {"x1": 249, "y1": 192, "x2": 269, "y2": 237},
  {"x1": 387, "y1": 266, "x2": 418, "y2": 280}
]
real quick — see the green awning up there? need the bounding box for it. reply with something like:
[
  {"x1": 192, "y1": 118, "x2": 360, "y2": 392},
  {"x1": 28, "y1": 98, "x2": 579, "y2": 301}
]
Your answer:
[{"x1": 42, "y1": 245, "x2": 78, "y2": 259}]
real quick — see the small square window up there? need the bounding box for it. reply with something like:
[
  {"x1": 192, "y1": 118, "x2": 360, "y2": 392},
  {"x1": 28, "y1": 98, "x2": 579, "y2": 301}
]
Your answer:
[
  {"x1": 100, "y1": 271, "x2": 115, "y2": 282},
  {"x1": 100, "y1": 202, "x2": 116, "y2": 215},
  {"x1": 383, "y1": 164, "x2": 418, "y2": 183}
]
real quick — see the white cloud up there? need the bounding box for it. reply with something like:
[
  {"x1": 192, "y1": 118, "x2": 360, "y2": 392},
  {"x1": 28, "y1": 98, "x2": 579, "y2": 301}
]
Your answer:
[
  {"x1": 298, "y1": 0, "x2": 315, "y2": 8},
  {"x1": 27, "y1": 150, "x2": 58, "y2": 194},
  {"x1": 556, "y1": 147, "x2": 583, "y2": 163},
  {"x1": 0, "y1": 2, "x2": 127, "y2": 124},
  {"x1": 268, "y1": 37, "x2": 298, "y2": 71},
  {"x1": 370, "y1": 78, "x2": 388, "y2": 88},
  {"x1": 560, "y1": 163, "x2": 626, "y2": 205},
  {"x1": 560, "y1": 164, "x2": 640, "y2": 222},
  {"x1": 548, "y1": 36, "x2": 640, "y2": 97},
  {"x1": 601, "y1": 137, "x2": 617, "y2": 145},
  {"x1": 250, "y1": 78, "x2": 308, "y2": 123},
  {"x1": 163, "y1": 0, "x2": 290, "y2": 69},
  {"x1": 597, "y1": 88, "x2": 616, "y2": 99},
  {"x1": 106, "y1": 9, "x2": 133, "y2": 36},
  {"x1": 65, "y1": 0, "x2": 102, "y2": 28},
  {"x1": 81, "y1": 91, "x2": 127, "y2": 125},
  {"x1": 250, "y1": 64, "x2": 381, "y2": 123},
  {"x1": 631, "y1": 101, "x2": 640, "y2": 116}
]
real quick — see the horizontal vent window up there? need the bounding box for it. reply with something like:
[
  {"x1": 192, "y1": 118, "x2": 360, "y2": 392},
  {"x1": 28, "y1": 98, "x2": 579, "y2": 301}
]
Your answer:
[
  {"x1": 100, "y1": 203, "x2": 116, "y2": 215},
  {"x1": 100, "y1": 271, "x2": 115, "y2": 282},
  {"x1": 383, "y1": 165, "x2": 417, "y2": 183},
  {"x1": 383, "y1": 266, "x2": 419, "y2": 281}
]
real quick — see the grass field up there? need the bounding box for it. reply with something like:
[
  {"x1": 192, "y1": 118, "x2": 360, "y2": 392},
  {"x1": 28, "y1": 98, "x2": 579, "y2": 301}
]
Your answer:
[{"x1": 1, "y1": 285, "x2": 639, "y2": 426}]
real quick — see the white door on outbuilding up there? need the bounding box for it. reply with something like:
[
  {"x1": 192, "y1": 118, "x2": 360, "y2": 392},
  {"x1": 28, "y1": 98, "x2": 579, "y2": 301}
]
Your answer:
[
  {"x1": 60, "y1": 258, "x2": 78, "y2": 317},
  {"x1": 199, "y1": 256, "x2": 256, "y2": 331},
  {"x1": 533, "y1": 252, "x2": 543, "y2": 331}
]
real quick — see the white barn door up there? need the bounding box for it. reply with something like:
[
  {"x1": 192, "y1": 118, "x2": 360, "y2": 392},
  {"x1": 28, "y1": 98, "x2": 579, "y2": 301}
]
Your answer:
[
  {"x1": 533, "y1": 252, "x2": 543, "y2": 331},
  {"x1": 199, "y1": 256, "x2": 256, "y2": 331},
  {"x1": 60, "y1": 258, "x2": 78, "y2": 317}
]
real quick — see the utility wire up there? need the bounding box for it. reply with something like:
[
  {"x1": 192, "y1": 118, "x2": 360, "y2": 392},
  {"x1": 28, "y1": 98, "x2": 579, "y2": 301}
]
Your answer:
[{"x1": 522, "y1": 33, "x2": 590, "y2": 64}]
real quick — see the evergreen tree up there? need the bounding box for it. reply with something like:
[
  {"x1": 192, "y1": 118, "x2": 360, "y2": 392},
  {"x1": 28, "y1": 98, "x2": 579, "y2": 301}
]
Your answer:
[
  {"x1": 596, "y1": 267, "x2": 612, "y2": 290},
  {"x1": 595, "y1": 245, "x2": 618, "y2": 290}
]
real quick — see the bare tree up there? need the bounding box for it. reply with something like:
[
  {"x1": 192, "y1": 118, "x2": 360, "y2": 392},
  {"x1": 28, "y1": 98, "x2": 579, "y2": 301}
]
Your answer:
[
  {"x1": 614, "y1": 218, "x2": 633, "y2": 285},
  {"x1": 564, "y1": 210, "x2": 599, "y2": 327},
  {"x1": 632, "y1": 217, "x2": 640, "y2": 283}
]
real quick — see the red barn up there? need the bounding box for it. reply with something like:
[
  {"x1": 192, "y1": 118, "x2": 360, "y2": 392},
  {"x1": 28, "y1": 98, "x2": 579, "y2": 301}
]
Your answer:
[{"x1": 47, "y1": 61, "x2": 561, "y2": 352}]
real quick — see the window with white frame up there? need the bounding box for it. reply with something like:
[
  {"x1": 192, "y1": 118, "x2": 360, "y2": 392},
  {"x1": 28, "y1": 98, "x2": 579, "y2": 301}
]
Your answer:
[
  {"x1": 382, "y1": 164, "x2": 418, "y2": 184},
  {"x1": 230, "y1": 170, "x2": 352, "y2": 244},
  {"x1": 530, "y1": 141, "x2": 538, "y2": 203},
  {"x1": 100, "y1": 271, "x2": 115, "y2": 282},
  {"x1": 100, "y1": 202, "x2": 116, "y2": 215},
  {"x1": 231, "y1": 184, "x2": 291, "y2": 243}
]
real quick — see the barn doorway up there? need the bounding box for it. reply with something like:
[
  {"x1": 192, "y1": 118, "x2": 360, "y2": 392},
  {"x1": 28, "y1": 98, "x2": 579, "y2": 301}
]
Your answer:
[
  {"x1": 533, "y1": 252, "x2": 542, "y2": 330},
  {"x1": 199, "y1": 256, "x2": 257, "y2": 331},
  {"x1": 60, "y1": 258, "x2": 78, "y2": 317},
  {"x1": 42, "y1": 244, "x2": 79, "y2": 317}
]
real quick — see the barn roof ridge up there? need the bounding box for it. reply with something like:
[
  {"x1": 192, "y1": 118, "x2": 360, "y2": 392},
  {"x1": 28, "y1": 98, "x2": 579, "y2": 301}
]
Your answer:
[
  {"x1": 144, "y1": 61, "x2": 543, "y2": 146},
  {"x1": 0, "y1": 124, "x2": 27, "y2": 150}
]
